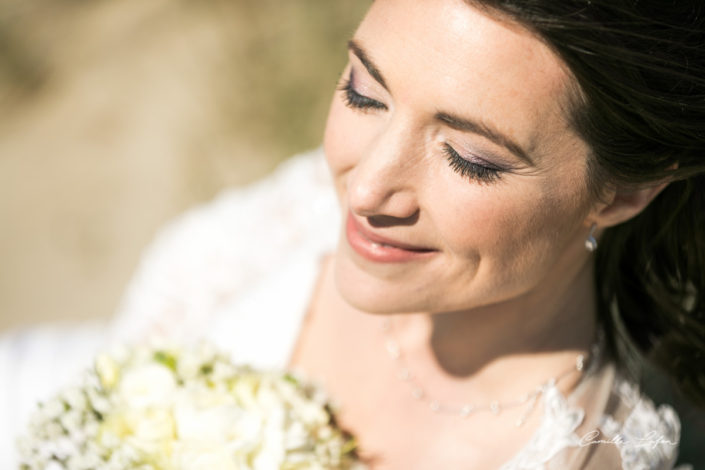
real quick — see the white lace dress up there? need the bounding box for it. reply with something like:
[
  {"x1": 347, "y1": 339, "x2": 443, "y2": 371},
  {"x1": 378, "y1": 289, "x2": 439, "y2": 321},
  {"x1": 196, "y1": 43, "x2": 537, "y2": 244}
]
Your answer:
[{"x1": 0, "y1": 148, "x2": 688, "y2": 469}]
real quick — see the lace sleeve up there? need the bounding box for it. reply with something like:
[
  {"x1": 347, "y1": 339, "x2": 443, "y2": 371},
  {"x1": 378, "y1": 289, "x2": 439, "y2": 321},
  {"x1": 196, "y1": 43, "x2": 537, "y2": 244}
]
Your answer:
[{"x1": 109, "y1": 148, "x2": 337, "y2": 345}]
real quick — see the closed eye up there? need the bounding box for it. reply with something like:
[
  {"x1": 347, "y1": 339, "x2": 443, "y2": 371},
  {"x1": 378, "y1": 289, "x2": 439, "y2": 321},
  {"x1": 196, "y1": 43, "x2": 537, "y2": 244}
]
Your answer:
[
  {"x1": 338, "y1": 70, "x2": 388, "y2": 111},
  {"x1": 443, "y1": 144, "x2": 503, "y2": 184},
  {"x1": 338, "y1": 68, "x2": 503, "y2": 185}
]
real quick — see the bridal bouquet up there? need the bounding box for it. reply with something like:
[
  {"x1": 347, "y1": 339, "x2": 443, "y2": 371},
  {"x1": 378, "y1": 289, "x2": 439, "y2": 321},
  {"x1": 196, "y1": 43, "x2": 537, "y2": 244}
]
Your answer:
[{"x1": 18, "y1": 342, "x2": 363, "y2": 470}]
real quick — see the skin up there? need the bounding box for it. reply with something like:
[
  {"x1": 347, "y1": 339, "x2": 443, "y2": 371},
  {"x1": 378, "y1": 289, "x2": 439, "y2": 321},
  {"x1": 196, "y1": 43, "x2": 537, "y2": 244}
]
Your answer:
[
  {"x1": 325, "y1": 0, "x2": 598, "y2": 362},
  {"x1": 291, "y1": 0, "x2": 668, "y2": 466}
]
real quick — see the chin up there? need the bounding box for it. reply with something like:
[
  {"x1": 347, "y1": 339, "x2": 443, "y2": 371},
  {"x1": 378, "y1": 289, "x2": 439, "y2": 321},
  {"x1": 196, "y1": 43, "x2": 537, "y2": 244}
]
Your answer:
[
  {"x1": 332, "y1": 251, "x2": 458, "y2": 315},
  {"x1": 332, "y1": 254, "x2": 418, "y2": 315}
]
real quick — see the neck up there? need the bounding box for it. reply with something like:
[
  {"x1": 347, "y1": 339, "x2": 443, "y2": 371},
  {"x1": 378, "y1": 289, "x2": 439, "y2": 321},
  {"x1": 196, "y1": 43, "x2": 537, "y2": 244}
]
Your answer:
[{"x1": 386, "y1": 258, "x2": 598, "y2": 399}]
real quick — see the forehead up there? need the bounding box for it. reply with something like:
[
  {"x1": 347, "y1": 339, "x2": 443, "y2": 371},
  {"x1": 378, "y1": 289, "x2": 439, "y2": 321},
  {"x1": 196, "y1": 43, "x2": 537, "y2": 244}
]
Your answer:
[{"x1": 355, "y1": 0, "x2": 581, "y2": 161}]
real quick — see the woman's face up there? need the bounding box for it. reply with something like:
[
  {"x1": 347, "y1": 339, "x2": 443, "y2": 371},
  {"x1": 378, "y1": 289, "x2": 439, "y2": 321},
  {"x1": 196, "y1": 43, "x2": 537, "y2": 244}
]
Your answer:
[{"x1": 324, "y1": 0, "x2": 597, "y2": 314}]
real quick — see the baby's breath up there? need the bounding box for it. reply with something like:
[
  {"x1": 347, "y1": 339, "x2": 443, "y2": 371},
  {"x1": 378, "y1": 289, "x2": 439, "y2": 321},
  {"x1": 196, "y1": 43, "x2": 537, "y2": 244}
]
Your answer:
[{"x1": 19, "y1": 342, "x2": 364, "y2": 470}]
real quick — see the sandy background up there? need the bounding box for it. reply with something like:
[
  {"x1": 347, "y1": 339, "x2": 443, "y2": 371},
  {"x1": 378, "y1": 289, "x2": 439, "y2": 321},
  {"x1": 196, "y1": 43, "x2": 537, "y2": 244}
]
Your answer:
[{"x1": 0, "y1": 0, "x2": 369, "y2": 331}]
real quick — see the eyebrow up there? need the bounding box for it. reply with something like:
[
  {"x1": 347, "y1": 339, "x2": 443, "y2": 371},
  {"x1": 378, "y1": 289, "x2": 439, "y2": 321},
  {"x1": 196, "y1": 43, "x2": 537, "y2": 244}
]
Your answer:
[
  {"x1": 435, "y1": 112, "x2": 534, "y2": 165},
  {"x1": 347, "y1": 39, "x2": 389, "y2": 91},
  {"x1": 347, "y1": 39, "x2": 534, "y2": 166}
]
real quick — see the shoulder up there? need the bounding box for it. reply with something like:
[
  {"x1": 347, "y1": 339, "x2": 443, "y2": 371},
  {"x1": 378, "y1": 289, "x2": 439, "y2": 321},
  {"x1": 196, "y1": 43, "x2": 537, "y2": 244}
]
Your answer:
[{"x1": 110, "y1": 148, "x2": 339, "y2": 344}]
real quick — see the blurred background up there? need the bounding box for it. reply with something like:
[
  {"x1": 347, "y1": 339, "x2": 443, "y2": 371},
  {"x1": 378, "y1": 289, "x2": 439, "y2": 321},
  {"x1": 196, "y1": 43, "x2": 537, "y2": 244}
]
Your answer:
[{"x1": 0, "y1": 0, "x2": 370, "y2": 331}]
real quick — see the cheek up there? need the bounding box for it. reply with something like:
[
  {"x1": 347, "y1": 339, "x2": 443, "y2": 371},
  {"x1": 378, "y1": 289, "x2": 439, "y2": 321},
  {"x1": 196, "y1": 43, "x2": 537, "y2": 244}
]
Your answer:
[
  {"x1": 323, "y1": 99, "x2": 363, "y2": 179},
  {"x1": 436, "y1": 190, "x2": 525, "y2": 262},
  {"x1": 434, "y1": 178, "x2": 587, "y2": 274}
]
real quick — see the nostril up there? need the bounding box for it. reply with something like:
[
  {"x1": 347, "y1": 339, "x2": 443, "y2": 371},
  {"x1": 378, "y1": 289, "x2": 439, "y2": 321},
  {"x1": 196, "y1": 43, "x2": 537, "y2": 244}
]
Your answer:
[{"x1": 368, "y1": 212, "x2": 419, "y2": 227}]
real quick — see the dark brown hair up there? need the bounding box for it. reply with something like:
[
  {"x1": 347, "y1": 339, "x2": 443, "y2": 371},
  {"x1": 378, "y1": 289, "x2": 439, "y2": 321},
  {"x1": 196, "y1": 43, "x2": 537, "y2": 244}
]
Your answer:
[{"x1": 471, "y1": 0, "x2": 705, "y2": 406}]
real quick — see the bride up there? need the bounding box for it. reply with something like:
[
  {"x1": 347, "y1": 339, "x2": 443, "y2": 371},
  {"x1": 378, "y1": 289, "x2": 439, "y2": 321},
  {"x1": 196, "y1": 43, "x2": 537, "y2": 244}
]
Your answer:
[{"x1": 2, "y1": 0, "x2": 703, "y2": 468}]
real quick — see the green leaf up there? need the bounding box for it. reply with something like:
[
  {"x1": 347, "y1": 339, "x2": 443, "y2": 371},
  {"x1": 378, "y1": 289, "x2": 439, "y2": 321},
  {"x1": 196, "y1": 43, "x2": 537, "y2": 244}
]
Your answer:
[{"x1": 153, "y1": 350, "x2": 177, "y2": 372}]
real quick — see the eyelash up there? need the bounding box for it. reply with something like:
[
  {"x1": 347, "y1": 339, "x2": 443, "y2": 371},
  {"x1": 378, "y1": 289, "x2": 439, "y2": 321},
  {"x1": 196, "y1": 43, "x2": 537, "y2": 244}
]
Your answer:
[
  {"x1": 442, "y1": 144, "x2": 502, "y2": 183},
  {"x1": 339, "y1": 72, "x2": 503, "y2": 184},
  {"x1": 338, "y1": 75, "x2": 387, "y2": 111}
]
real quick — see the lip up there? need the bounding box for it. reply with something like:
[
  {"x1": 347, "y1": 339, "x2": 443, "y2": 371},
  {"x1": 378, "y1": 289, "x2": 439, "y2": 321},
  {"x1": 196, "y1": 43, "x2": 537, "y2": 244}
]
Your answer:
[{"x1": 345, "y1": 212, "x2": 437, "y2": 263}]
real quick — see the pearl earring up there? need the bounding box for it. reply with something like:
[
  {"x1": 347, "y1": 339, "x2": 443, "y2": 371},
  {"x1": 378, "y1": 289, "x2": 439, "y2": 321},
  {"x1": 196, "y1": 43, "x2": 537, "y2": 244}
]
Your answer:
[{"x1": 585, "y1": 223, "x2": 598, "y2": 252}]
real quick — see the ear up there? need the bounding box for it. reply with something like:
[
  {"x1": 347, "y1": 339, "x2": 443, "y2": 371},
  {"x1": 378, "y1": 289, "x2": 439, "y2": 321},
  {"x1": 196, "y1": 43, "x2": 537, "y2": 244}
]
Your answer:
[{"x1": 588, "y1": 180, "x2": 670, "y2": 228}]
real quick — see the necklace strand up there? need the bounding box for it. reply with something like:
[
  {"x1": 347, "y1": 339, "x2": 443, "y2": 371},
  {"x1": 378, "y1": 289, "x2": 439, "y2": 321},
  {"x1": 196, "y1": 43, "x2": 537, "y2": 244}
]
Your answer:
[{"x1": 380, "y1": 318, "x2": 600, "y2": 427}]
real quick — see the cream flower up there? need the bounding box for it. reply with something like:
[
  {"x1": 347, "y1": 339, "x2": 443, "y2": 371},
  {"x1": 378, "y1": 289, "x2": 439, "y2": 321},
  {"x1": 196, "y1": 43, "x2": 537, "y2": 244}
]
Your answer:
[
  {"x1": 19, "y1": 342, "x2": 363, "y2": 470},
  {"x1": 118, "y1": 363, "x2": 177, "y2": 409},
  {"x1": 171, "y1": 441, "x2": 239, "y2": 470}
]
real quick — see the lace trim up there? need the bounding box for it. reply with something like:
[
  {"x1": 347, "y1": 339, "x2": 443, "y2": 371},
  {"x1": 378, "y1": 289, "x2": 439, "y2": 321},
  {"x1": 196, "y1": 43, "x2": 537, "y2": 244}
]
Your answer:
[
  {"x1": 500, "y1": 378, "x2": 682, "y2": 470},
  {"x1": 500, "y1": 385, "x2": 585, "y2": 470},
  {"x1": 598, "y1": 379, "x2": 681, "y2": 470},
  {"x1": 110, "y1": 148, "x2": 336, "y2": 345}
]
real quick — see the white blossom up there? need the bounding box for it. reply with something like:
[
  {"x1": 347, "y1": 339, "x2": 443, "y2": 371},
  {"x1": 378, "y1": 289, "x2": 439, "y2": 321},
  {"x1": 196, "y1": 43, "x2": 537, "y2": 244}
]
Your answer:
[{"x1": 19, "y1": 341, "x2": 363, "y2": 470}]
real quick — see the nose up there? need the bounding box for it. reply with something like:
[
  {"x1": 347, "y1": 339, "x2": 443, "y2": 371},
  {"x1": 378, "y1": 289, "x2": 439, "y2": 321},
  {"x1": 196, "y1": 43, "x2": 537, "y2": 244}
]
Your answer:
[{"x1": 347, "y1": 118, "x2": 420, "y2": 221}]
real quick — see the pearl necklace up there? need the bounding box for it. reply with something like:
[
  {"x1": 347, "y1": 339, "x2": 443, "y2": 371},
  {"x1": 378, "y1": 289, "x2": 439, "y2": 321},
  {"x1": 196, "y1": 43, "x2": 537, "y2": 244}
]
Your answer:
[{"x1": 380, "y1": 318, "x2": 600, "y2": 427}]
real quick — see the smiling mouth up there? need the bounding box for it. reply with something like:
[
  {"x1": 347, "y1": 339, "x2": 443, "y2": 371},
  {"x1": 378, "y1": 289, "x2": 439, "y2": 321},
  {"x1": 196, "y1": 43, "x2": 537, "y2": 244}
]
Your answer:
[
  {"x1": 345, "y1": 212, "x2": 437, "y2": 262},
  {"x1": 368, "y1": 239, "x2": 434, "y2": 252}
]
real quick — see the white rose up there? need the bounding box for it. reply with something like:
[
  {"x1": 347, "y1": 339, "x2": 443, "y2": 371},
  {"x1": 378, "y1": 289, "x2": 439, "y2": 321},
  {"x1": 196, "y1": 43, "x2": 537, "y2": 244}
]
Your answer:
[
  {"x1": 253, "y1": 405, "x2": 286, "y2": 470},
  {"x1": 125, "y1": 408, "x2": 175, "y2": 442},
  {"x1": 175, "y1": 352, "x2": 201, "y2": 381},
  {"x1": 174, "y1": 403, "x2": 238, "y2": 443},
  {"x1": 174, "y1": 397, "x2": 262, "y2": 451},
  {"x1": 99, "y1": 407, "x2": 175, "y2": 458},
  {"x1": 118, "y1": 363, "x2": 176, "y2": 409},
  {"x1": 171, "y1": 441, "x2": 239, "y2": 470}
]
